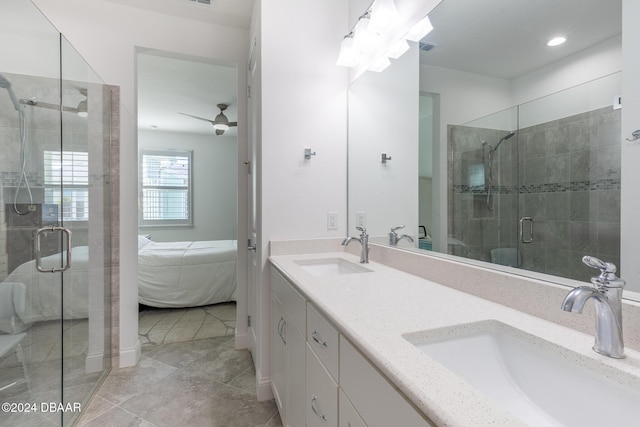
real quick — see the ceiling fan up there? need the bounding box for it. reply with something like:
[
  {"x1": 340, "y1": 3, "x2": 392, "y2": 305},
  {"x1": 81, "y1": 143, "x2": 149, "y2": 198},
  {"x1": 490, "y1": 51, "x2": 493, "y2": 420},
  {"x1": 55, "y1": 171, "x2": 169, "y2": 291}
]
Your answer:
[{"x1": 179, "y1": 103, "x2": 237, "y2": 135}]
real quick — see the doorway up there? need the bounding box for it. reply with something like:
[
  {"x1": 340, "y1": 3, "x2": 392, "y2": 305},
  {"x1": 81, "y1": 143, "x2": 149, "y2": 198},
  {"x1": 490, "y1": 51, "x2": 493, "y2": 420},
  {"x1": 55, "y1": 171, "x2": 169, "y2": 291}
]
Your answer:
[{"x1": 135, "y1": 50, "x2": 239, "y2": 347}]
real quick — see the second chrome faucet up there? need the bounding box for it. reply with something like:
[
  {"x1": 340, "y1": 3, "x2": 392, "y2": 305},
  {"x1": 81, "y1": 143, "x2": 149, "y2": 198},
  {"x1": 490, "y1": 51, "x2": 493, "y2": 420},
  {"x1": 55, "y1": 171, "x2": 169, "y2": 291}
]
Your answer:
[
  {"x1": 562, "y1": 256, "x2": 625, "y2": 358},
  {"x1": 342, "y1": 226, "x2": 369, "y2": 263},
  {"x1": 388, "y1": 225, "x2": 414, "y2": 246}
]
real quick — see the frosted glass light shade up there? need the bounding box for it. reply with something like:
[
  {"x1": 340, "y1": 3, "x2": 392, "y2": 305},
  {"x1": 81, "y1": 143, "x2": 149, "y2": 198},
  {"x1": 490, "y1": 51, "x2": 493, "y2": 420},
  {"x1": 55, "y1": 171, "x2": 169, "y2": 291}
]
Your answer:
[
  {"x1": 369, "y1": 56, "x2": 391, "y2": 72},
  {"x1": 404, "y1": 15, "x2": 433, "y2": 42},
  {"x1": 369, "y1": 0, "x2": 400, "y2": 33},
  {"x1": 386, "y1": 39, "x2": 410, "y2": 59},
  {"x1": 353, "y1": 17, "x2": 378, "y2": 52},
  {"x1": 337, "y1": 36, "x2": 360, "y2": 67},
  {"x1": 213, "y1": 123, "x2": 229, "y2": 131}
]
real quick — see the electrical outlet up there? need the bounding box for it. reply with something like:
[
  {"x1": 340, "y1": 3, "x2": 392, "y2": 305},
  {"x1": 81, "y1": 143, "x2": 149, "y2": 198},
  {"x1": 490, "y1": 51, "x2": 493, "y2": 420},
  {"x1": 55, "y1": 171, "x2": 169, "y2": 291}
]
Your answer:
[
  {"x1": 356, "y1": 211, "x2": 366, "y2": 228},
  {"x1": 327, "y1": 212, "x2": 338, "y2": 230}
]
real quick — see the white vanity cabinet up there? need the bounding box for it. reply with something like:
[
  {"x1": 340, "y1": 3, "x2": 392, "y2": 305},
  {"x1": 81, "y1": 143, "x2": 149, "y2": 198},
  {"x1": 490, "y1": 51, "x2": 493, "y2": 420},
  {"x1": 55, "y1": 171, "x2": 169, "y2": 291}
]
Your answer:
[
  {"x1": 339, "y1": 389, "x2": 367, "y2": 427},
  {"x1": 269, "y1": 264, "x2": 435, "y2": 427},
  {"x1": 306, "y1": 343, "x2": 338, "y2": 427},
  {"x1": 340, "y1": 336, "x2": 435, "y2": 427},
  {"x1": 270, "y1": 268, "x2": 306, "y2": 427}
]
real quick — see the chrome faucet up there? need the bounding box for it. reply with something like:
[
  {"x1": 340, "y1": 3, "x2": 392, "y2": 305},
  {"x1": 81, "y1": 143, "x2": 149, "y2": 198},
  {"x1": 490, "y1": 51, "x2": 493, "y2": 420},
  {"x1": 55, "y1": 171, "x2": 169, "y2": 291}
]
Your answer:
[
  {"x1": 342, "y1": 226, "x2": 369, "y2": 263},
  {"x1": 562, "y1": 256, "x2": 625, "y2": 358},
  {"x1": 388, "y1": 225, "x2": 415, "y2": 246}
]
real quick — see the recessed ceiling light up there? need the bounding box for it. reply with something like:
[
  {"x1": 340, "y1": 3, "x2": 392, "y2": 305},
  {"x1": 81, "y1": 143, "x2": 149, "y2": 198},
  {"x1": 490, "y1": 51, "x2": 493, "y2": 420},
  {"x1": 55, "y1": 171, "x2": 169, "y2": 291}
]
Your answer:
[{"x1": 547, "y1": 36, "x2": 566, "y2": 47}]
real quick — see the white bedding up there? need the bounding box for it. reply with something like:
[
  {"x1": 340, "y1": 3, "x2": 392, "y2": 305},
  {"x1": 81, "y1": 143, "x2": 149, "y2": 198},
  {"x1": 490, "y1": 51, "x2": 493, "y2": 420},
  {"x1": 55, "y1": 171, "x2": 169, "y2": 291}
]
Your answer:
[
  {"x1": 1, "y1": 239, "x2": 237, "y2": 327},
  {"x1": 2, "y1": 246, "x2": 90, "y2": 326},
  {"x1": 138, "y1": 240, "x2": 237, "y2": 308}
]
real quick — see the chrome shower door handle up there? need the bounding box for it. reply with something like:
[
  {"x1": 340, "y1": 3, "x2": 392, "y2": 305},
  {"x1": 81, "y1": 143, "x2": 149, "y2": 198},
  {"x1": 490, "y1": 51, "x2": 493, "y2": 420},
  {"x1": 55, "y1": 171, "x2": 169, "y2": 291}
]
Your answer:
[
  {"x1": 519, "y1": 217, "x2": 533, "y2": 244},
  {"x1": 36, "y1": 226, "x2": 72, "y2": 273}
]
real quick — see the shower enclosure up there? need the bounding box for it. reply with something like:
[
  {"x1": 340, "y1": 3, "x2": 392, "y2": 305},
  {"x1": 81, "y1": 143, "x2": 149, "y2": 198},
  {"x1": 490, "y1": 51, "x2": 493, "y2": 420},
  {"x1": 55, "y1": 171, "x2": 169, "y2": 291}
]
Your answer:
[
  {"x1": 448, "y1": 72, "x2": 621, "y2": 282},
  {"x1": 0, "y1": 1, "x2": 113, "y2": 426}
]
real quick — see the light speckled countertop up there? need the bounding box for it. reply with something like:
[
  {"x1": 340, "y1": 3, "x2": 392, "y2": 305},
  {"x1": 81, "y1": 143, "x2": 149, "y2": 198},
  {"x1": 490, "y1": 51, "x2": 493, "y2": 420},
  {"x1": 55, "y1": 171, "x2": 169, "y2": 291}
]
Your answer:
[{"x1": 269, "y1": 252, "x2": 640, "y2": 427}]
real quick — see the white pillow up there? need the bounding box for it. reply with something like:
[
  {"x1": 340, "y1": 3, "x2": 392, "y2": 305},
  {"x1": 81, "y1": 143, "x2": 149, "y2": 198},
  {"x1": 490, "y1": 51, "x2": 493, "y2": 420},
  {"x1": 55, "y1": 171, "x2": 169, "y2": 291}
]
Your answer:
[{"x1": 138, "y1": 235, "x2": 152, "y2": 250}]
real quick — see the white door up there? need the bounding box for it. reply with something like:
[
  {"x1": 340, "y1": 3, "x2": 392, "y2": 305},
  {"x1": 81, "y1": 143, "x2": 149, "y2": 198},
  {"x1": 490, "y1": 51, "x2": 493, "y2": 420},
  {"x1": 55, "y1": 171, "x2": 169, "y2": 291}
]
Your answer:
[{"x1": 247, "y1": 36, "x2": 259, "y2": 356}]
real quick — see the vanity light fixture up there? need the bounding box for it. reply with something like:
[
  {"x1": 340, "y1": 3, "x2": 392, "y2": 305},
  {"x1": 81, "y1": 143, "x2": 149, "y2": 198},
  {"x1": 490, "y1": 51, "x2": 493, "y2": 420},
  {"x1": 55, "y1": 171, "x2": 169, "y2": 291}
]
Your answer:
[
  {"x1": 368, "y1": 0, "x2": 400, "y2": 33},
  {"x1": 404, "y1": 15, "x2": 433, "y2": 42},
  {"x1": 352, "y1": 11, "x2": 379, "y2": 52},
  {"x1": 369, "y1": 56, "x2": 391, "y2": 72},
  {"x1": 386, "y1": 39, "x2": 410, "y2": 59},
  {"x1": 336, "y1": 0, "x2": 434, "y2": 75},
  {"x1": 547, "y1": 36, "x2": 567, "y2": 47},
  {"x1": 337, "y1": 33, "x2": 360, "y2": 67}
]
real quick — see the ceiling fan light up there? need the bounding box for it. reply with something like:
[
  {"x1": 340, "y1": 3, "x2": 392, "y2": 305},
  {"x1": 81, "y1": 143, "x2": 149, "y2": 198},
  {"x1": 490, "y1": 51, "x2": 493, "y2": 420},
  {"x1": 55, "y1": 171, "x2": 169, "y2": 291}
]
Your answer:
[
  {"x1": 404, "y1": 15, "x2": 433, "y2": 42},
  {"x1": 213, "y1": 123, "x2": 229, "y2": 131}
]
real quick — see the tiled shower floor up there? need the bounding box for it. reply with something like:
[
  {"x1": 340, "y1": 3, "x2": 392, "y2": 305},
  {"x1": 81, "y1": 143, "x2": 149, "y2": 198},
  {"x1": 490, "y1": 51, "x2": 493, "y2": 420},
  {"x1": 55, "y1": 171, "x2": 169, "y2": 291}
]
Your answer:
[{"x1": 77, "y1": 303, "x2": 282, "y2": 426}]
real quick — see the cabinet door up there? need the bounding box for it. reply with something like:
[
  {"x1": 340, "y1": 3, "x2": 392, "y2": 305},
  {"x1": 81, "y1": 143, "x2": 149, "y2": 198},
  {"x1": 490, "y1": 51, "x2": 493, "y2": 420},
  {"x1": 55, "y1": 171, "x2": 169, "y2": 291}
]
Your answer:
[
  {"x1": 271, "y1": 293, "x2": 286, "y2": 419},
  {"x1": 307, "y1": 344, "x2": 338, "y2": 427},
  {"x1": 339, "y1": 389, "x2": 367, "y2": 427},
  {"x1": 285, "y1": 318, "x2": 306, "y2": 427}
]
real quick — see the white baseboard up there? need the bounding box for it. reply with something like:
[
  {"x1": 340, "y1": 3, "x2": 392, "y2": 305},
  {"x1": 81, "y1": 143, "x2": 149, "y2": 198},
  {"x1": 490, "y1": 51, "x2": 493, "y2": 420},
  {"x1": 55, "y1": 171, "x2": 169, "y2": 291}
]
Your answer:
[
  {"x1": 255, "y1": 367, "x2": 274, "y2": 402},
  {"x1": 119, "y1": 340, "x2": 141, "y2": 368},
  {"x1": 85, "y1": 352, "x2": 104, "y2": 373},
  {"x1": 235, "y1": 330, "x2": 249, "y2": 349}
]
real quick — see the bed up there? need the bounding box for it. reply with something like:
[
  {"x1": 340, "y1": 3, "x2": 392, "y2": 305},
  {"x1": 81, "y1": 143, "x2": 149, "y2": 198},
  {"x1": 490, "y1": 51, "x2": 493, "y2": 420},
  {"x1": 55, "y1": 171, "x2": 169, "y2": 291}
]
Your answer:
[
  {"x1": 137, "y1": 236, "x2": 237, "y2": 308},
  {"x1": 0, "y1": 238, "x2": 237, "y2": 327},
  {"x1": 1, "y1": 246, "x2": 91, "y2": 329}
]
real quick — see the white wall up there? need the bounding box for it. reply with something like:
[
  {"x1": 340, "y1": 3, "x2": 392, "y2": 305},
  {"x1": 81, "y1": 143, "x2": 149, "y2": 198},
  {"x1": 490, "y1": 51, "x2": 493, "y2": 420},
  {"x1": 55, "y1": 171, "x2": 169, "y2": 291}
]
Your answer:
[
  {"x1": 138, "y1": 129, "x2": 237, "y2": 242},
  {"x1": 251, "y1": 0, "x2": 349, "y2": 399},
  {"x1": 33, "y1": 0, "x2": 249, "y2": 367},
  {"x1": 348, "y1": 47, "x2": 419, "y2": 243},
  {"x1": 511, "y1": 35, "x2": 622, "y2": 106}
]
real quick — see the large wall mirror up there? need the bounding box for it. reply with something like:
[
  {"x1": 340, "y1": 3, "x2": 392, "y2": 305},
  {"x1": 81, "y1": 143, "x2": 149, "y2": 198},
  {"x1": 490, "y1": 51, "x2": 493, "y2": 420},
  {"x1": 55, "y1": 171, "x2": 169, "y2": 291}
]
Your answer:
[{"x1": 347, "y1": 0, "x2": 637, "y2": 295}]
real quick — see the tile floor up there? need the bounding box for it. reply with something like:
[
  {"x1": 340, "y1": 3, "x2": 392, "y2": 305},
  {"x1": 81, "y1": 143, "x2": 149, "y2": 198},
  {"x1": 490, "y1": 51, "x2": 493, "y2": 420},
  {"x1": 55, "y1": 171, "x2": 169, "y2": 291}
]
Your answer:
[
  {"x1": 77, "y1": 303, "x2": 282, "y2": 427},
  {"x1": 0, "y1": 319, "x2": 107, "y2": 427}
]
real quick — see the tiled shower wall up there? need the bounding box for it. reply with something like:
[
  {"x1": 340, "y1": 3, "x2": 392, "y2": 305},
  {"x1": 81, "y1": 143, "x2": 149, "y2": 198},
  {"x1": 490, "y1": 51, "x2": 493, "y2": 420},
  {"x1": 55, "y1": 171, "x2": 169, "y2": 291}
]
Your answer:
[{"x1": 448, "y1": 106, "x2": 621, "y2": 282}]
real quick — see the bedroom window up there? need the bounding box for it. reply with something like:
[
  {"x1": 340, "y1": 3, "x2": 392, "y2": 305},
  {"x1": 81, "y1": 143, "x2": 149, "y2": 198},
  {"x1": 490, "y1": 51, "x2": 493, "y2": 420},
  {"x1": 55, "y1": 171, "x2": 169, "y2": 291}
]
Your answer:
[
  {"x1": 139, "y1": 149, "x2": 193, "y2": 227},
  {"x1": 44, "y1": 150, "x2": 89, "y2": 222}
]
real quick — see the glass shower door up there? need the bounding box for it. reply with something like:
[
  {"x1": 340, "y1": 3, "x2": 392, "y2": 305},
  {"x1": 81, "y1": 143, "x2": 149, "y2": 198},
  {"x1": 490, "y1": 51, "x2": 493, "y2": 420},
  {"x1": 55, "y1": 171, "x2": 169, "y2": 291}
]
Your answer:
[
  {"x1": 516, "y1": 72, "x2": 622, "y2": 282},
  {"x1": 448, "y1": 72, "x2": 622, "y2": 283},
  {"x1": 0, "y1": 1, "x2": 65, "y2": 425},
  {"x1": 1, "y1": 2, "x2": 112, "y2": 426}
]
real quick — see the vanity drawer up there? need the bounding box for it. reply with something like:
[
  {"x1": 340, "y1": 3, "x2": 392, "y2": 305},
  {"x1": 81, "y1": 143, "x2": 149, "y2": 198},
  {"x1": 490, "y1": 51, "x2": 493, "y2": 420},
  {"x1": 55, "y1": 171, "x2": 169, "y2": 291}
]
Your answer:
[
  {"x1": 307, "y1": 303, "x2": 339, "y2": 380},
  {"x1": 339, "y1": 389, "x2": 367, "y2": 427},
  {"x1": 307, "y1": 344, "x2": 338, "y2": 427},
  {"x1": 271, "y1": 268, "x2": 306, "y2": 333},
  {"x1": 339, "y1": 336, "x2": 434, "y2": 427}
]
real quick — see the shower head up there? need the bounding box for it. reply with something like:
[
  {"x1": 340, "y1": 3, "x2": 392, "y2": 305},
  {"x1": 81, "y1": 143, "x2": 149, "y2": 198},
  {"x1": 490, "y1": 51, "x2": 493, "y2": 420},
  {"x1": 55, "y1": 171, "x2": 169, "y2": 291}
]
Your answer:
[
  {"x1": 492, "y1": 131, "x2": 515, "y2": 152},
  {"x1": 0, "y1": 73, "x2": 22, "y2": 111}
]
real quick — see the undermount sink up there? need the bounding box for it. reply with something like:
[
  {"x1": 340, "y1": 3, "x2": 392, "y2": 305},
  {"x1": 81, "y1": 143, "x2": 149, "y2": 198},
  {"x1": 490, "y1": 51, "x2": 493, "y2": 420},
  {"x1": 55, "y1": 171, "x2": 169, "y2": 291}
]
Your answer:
[
  {"x1": 403, "y1": 320, "x2": 640, "y2": 426},
  {"x1": 294, "y1": 258, "x2": 372, "y2": 277}
]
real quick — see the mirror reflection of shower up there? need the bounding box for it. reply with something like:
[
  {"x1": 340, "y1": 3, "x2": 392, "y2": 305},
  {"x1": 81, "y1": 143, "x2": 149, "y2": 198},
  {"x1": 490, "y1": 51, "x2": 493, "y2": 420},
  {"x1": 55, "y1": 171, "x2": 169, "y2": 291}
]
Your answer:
[
  {"x1": 0, "y1": 72, "x2": 33, "y2": 215},
  {"x1": 483, "y1": 131, "x2": 515, "y2": 211}
]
